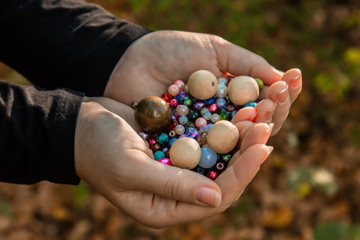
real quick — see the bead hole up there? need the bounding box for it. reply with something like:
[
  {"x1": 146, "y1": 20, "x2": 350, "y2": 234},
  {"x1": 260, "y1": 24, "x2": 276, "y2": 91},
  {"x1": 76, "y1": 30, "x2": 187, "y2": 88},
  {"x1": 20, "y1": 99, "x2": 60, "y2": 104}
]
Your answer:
[{"x1": 211, "y1": 82, "x2": 215, "y2": 87}]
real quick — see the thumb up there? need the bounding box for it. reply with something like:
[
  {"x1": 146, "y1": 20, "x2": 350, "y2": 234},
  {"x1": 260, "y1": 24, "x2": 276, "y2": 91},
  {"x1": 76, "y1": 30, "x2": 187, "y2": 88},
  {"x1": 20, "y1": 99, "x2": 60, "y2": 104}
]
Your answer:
[
  {"x1": 132, "y1": 159, "x2": 222, "y2": 207},
  {"x1": 212, "y1": 36, "x2": 283, "y2": 84}
]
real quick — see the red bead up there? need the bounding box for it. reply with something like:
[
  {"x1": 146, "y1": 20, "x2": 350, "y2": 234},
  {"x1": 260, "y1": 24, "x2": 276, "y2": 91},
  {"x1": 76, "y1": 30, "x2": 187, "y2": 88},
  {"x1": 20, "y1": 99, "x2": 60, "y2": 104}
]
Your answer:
[
  {"x1": 207, "y1": 171, "x2": 219, "y2": 180},
  {"x1": 170, "y1": 99, "x2": 178, "y2": 107},
  {"x1": 148, "y1": 138, "x2": 156, "y2": 146},
  {"x1": 208, "y1": 103, "x2": 218, "y2": 113},
  {"x1": 161, "y1": 93, "x2": 172, "y2": 103}
]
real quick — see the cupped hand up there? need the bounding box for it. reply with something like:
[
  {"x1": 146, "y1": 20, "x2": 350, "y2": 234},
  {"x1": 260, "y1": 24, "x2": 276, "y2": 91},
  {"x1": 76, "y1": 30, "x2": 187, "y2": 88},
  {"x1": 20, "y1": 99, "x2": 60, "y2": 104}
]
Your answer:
[
  {"x1": 74, "y1": 97, "x2": 273, "y2": 228},
  {"x1": 104, "y1": 30, "x2": 302, "y2": 135}
]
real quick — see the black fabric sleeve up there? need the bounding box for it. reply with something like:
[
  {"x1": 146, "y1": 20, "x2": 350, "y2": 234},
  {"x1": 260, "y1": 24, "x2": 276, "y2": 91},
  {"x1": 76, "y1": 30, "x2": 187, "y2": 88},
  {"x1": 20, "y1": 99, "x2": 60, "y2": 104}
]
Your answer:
[
  {"x1": 0, "y1": 0, "x2": 151, "y2": 96},
  {"x1": 0, "y1": 81, "x2": 83, "y2": 185}
]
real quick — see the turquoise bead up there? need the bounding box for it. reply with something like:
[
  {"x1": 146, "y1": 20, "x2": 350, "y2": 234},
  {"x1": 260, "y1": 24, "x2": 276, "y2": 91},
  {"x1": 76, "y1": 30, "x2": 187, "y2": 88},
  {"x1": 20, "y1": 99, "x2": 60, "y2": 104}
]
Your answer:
[
  {"x1": 244, "y1": 101, "x2": 257, "y2": 108},
  {"x1": 199, "y1": 146, "x2": 217, "y2": 168},
  {"x1": 154, "y1": 150, "x2": 166, "y2": 160},
  {"x1": 156, "y1": 132, "x2": 169, "y2": 145}
]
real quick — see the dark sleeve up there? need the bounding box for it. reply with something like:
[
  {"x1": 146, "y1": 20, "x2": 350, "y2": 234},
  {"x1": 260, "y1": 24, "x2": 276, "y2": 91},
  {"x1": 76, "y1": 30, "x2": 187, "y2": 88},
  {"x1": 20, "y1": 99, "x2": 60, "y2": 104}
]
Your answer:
[
  {"x1": 0, "y1": 81, "x2": 83, "y2": 185},
  {"x1": 0, "y1": 0, "x2": 151, "y2": 96}
]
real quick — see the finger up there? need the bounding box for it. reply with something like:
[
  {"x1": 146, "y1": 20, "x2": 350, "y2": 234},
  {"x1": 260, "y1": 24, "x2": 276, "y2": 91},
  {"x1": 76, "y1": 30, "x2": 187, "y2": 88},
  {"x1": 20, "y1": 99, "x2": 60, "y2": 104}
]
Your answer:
[
  {"x1": 239, "y1": 123, "x2": 273, "y2": 153},
  {"x1": 281, "y1": 68, "x2": 302, "y2": 104},
  {"x1": 129, "y1": 157, "x2": 222, "y2": 208},
  {"x1": 231, "y1": 107, "x2": 257, "y2": 124},
  {"x1": 267, "y1": 81, "x2": 291, "y2": 135},
  {"x1": 216, "y1": 144, "x2": 273, "y2": 207},
  {"x1": 254, "y1": 99, "x2": 276, "y2": 124},
  {"x1": 212, "y1": 37, "x2": 283, "y2": 84}
]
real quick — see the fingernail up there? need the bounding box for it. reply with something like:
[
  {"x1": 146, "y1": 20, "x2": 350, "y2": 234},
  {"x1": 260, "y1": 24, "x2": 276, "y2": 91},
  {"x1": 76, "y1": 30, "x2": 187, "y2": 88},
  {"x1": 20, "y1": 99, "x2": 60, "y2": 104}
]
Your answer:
[
  {"x1": 262, "y1": 123, "x2": 274, "y2": 144},
  {"x1": 262, "y1": 145, "x2": 274, "y2": 164},
  {"x1": 277, "y1": 87, "x2": 289, "y2": 104},
  {"x1": 195, "y1": 187, "x2": 221, "y2": 207},
  {"x1": 289, "y1": 73, "x2": 301, "y2": 88}
]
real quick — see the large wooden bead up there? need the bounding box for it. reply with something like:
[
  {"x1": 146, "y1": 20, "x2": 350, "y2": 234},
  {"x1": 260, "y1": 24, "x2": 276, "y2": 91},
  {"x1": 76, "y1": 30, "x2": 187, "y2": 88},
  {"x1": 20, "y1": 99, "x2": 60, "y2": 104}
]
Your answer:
[
  {"x1": 134, "y1": 96, "x2": 171, "y2": 133},
  {"x1": 227, "y1": 76, "x2": 259, "y2": 106},
  {"x1": 187, "y1": 70, "x2": 218, "y2": 100},
  {"x1": 206, "y1": 120, "x2": 239, "y2": 154},
  {"x1": 169, "y1": 137, "x2": 201, "y2": 169}
]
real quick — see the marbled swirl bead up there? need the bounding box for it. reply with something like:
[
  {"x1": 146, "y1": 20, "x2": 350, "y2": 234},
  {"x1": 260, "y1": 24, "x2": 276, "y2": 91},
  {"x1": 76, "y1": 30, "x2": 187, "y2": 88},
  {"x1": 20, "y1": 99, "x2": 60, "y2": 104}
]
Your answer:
[
  {"x1": 210, "y1": 113, "x2": 220, "y2": 123},
  {"x1": 176, "y1": 104, "x2": 189, "y2": 116},
  {"x1": 175, "y1": 124, "x2": 185, "y2": 135},
  {"x1": 216, "y1": 84, "x2": 228, "y2": 98}
]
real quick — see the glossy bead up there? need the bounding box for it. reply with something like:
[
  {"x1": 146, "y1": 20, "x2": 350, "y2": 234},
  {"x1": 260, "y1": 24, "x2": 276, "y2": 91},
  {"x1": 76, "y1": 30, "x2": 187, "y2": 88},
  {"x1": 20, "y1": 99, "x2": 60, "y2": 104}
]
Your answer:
[
  {"x1": 182, "y1": 96, "x2": 192, "y2": 106},
  {"x1": 176, "y1": 91, "x2": 188, "y2": 102},
  {"x1": 227, "y1": 76, "x2": 259, "y2": 106},
  {"x1": 197, "y1": 132, "x2": 207, "y2": 145},
  {"x1": 186, "y1": 127, "x2": 199, "y2": 139},
  {"x1": 222, "y1": 154, "x2": 232, "y2": 162},
  {"x1": 231, "y1": 110, "x2": 238, "y2": 119},
  {"x1": 188, "y1": 70, "x2": 218, "y2": 100},
  {"x1": 179, "y1": 115, "x2": 188, "y2": 125},
  {"x1": 207, "y1": 120, "x2": 239, "y2": 154},
  {"x1": 210, "y1": 113, "x2": 220, "y2": 123},
  {"x1": 207, "y1": 171, "x2": 219, "y2": 180},
  {"x1": 208, "y1": 103, "x2": 218, "y2": 113},
  {"x1": 216, "y1": 84, "x2": 228, "y2": 98},
  {"x1": 184, "y1": 122, "x2": 196, "y2": 129},
  {"x1": 216, "y1": 162, "x2": 226, "y2": 171},
  {"x1": 158, "y1": 158, "x2": 173, "y2": 166},
  {"x1": 169, "y1": 130, "x2": 176, "y2": 137},
  {"x1": 156, "y1": 132, "x2": 169, "y2": 145},
  {"x1": 148, "y1": 138, "x2": 156, "y2": 146},
  {"x1": 169, "y1": 137, "x2": 201, "y2": 169},
  {"x1": 218, "y1": 108, "x2": 231, "y2": 121},
  {"x1": 188, "y1": 109, "x2": 200, "y2": 121},
  {"x1": 195, "y1": 117, "x2": 207, "y2": 128},
  {"x1": 170, "y1": 98, "x2": 178, "y2": 107},
  {"x1": 203, "y1": 97, "x2": 216, "y2": 106},
  {"x1": 193, "y1": 101, "x2": 205, "y2": 111},
  {"x1": 154, "y1": 150, "x2": 166, "y2": 160},
  {"x1": 134, "y1": 96, "x2": 172, "y2": 133},
  {"x1": 244, "y1": 101, "x2": 257, "y2": 108},
  {"x1": 202, "y1": 110, "x2": 212, "y2": 121},
  {"x1": 218, "y1": 77, "x2": 228, "y2": 86},
  {"x1": 225, "y1": 104, "x2": 236, "y2": 112},
  {"x1": 176, "y1": 104, "x2": 189, "y2": 116},
  {"x1": 175, "y1": 124, "x2": 185, "y2": 135},
  {"x1": 161, "y1": 93, "x2": 172, "y2": 103},
  {"x1": 199, "y1": 146, "x2": 217, "y2": 169},
  {"x1": 174, "y1": 79, "x2": 185, "y2": 90},
  {"x1": 168, "y1": 84, "x2": 180, "y2": 96},
  {"x1": 168, "y1": 137, "x2": 178, "y2": 147},
  {"x1": 216, "y1": 98, "x2": 227, "y2": 109},
  {"x1": 255, "y1": 78, "x2": 264, "y2": 91}
]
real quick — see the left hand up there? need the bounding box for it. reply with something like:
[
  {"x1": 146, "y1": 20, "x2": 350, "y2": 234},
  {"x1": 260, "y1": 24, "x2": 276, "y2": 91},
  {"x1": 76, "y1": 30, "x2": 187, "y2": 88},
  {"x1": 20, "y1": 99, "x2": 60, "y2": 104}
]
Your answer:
[{"x1": 104, "y1": 30, "x2": 302, "y2": 135}]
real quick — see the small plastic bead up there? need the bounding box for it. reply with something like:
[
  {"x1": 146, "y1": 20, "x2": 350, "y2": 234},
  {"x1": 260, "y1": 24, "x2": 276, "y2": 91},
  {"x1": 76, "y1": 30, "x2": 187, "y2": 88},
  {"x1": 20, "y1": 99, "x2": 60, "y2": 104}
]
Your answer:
[
  {"x1": 216, "y1": 84, "x2": 228, "y2": 98},
  {"x1": 210, "y1": 113, "x2": 220, "y2": 123},
  {"x1": 193, "y1": 101, "x2": 205, "y2": 111},
  {"x1": 216, "y1": 98, "x2": 227, "y2": 108},
  {"x1": 168, "y1": 84, "x2": 180, "y2": 96},
  {"x1": 179, "y1": 115, "x2": 189, "y2": 125},
  {"x1": 170, "y1": 99, "x2": 178, "y2": 107},
  {"x1": 199, "y1": 146, "x2": 217, "y2": 168},
  {"x1": 182, "y1": 96, "x2": 192, "y2": 106},
  {"x1": 176, "y1": 105, "x2": 189, "y2": 116},
  {"x1": 154, "y1": 150, "x2": 166, "y2": 160},
  {"x1": 208, "y1": 103, "x2": 218, "y2": 113},
  {"x1": 207, "y1": 171, "x2": 219, "y2": 180},
  {"x1": 244, "y1": 101, "x2": 257, "y2": 108},
  {"x1": 156, "y1": 132, "x2": 169, "y2": 145},
  {"x1": 218, "y1": 77, "x2": 228, "y2": 86},
  {"x1": 158, "y1": 158, "x2": 173, "y2": 166},
  {"x1": 161, "y1": 93, "x2": 172, "y2": 103},
  {"x1": 202, "y1": 111, "x2": 212, "y2": 121},
  {"x1": 174, "y1": 79, "x2": 185, "y2": 90},
  {"x1": 148, "y1": 138, "x2": 156, "y2": 146},
  {"x1": 175, "y1": 124, "x2": 185, "y2": 135},
  {"x1": 195, "y1": 117, "x2": 207, "y2": 128}
]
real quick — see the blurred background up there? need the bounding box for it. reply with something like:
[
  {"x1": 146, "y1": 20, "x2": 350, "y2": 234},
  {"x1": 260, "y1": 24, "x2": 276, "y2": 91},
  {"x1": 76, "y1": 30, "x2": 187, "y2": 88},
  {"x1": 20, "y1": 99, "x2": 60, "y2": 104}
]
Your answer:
[{"x1": 1, "y1": 0, "x2": 360, "y2": 239}]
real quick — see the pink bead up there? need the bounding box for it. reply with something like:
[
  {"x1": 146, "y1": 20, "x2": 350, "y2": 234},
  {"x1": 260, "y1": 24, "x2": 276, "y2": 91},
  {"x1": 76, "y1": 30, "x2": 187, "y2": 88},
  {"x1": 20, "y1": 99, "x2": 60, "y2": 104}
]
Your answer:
[
  {"x1": 170, "y1": 98, "x2": 178, "y2": 107},
  {"x1": 174, "y1": 80, "x2": 185, "y2": 90},
  {"x1": 158, "y1": 158, "x2": 173, "y2": 166},
  {"x1": 168, "y1": 84, "x2": 180, "y2": 96},
  {"x1": 195, "y1": 117, "x2": 207, "y2": 128},
  {"x1": 148, "y1": 138, "x2": 156, "y2": 146},
  {"x1": 208, "y1": 103, "x2": 218, "y2": 113}
]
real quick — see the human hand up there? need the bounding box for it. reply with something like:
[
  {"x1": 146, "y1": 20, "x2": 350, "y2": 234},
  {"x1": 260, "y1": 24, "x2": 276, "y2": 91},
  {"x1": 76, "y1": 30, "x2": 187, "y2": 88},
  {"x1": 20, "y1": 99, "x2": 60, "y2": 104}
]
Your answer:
[
  {"x1": 74, "y1": 97, "x2": 273, "y2": 228},
  {"x1": 104, "y1": 30, "x2": 302, "y2": 136}
]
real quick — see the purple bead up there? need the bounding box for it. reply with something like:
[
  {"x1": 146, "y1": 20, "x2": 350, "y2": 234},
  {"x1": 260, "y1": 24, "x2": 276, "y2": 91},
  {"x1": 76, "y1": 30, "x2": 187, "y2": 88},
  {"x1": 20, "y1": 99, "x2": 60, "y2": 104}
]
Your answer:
[
  {"x1": 186, "y1": 127, "x2": 199, "y2": 138},
  {"x1": 193, "y1": 101, "x2": 205, "y2": 111},
  {"x1": 176, "y1": 91, "x2": 188, "y2": 102}
]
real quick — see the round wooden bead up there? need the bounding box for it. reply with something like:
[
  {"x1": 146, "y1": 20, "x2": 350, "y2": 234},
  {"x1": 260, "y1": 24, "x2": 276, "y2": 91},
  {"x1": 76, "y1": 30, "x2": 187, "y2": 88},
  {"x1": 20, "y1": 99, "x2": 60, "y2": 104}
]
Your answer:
[
  {"x1": 206, "y1": 120, "x2": 239, "y2": 154},
  {"x1": 187, "y1": 70, "x2": 218, "y2": 100},
  {"x1": 134, "y1": 96, "x2": 172, "y2": 133},
  {"x1": 227, "y1": 76, "x2": 259, "y2": 106},
  {"x1": 169, "y1": 137, "x2": 201, "y2": 169}
]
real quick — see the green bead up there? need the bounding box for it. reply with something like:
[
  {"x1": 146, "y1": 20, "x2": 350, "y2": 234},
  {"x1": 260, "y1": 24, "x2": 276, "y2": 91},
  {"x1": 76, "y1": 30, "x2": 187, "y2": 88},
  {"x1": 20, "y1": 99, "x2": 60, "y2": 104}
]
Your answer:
[
  {"x1": 222, "y1": 154, "x2": 232, "y2": 162},
  {"x1": 218, "y1": 108, "x2": 231, "y2": 121},
  {"x1": 255, "y1": 78, "x2": 264, "y2": 91},
  {"x1": 182, "y1": 96, "x2": 192, "y2": 106}
]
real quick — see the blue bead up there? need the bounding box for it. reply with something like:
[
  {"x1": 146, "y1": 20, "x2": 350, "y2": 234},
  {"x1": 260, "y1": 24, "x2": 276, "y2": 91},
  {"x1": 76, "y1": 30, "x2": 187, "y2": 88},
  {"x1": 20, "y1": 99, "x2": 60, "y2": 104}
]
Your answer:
[
  {"x1": 168, "y1": 137, "x2": 178, "y2": 147},
  {"x1": 199, "y1": 146, "x2": 217, "y2": 168},
  {"x1": 203, "y1": 97, "x2": 216, "y2": 106},
  {"x1": 179, "y1": 115, "x2": 188, "y2": 125},
  {"x1": 156, "y1": 132, "x2": 169, "y2": 145},
  {"x1": 216, "y1": 98, "x2": 227, "y2": 108},
  {"x1": 154, "y1": 151, "x2": 165, "y2": 160},
  {"x1": 244, "y1": 101, "x2": 257, "y2": 108}
]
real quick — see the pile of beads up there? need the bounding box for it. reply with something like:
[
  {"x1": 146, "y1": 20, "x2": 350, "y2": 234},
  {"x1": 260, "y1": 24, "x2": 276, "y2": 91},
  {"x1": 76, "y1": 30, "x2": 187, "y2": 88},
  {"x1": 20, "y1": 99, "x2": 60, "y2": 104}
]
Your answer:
[{"x1": 133, "y1": 70, "x2": 263, "y2": 180}]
